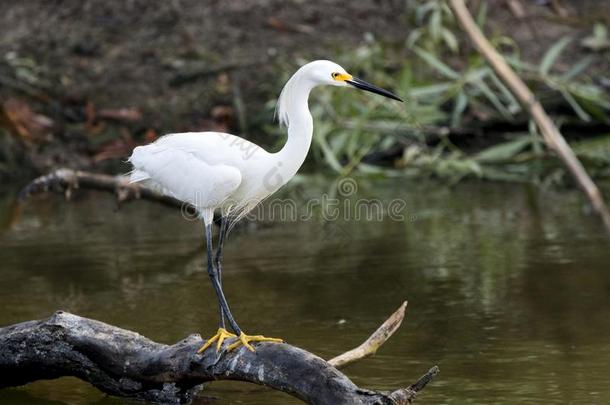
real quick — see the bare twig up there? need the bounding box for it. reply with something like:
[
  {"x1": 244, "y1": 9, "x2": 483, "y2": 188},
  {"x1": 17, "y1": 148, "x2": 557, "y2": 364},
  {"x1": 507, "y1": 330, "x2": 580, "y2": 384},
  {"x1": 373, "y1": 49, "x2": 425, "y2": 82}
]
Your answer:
[
  {"x1": 18, "y1": 168, "x2": 192, "y2": 211},
  {"x1": 448, "y1": 0, "x2": 610, "y2": 236},
  {"x1": 389, "y1": 366, "x2": 440, "y2": 404},
  {"x1": 505, "y1": 0, "x2": 525, "y2": 19},
  {"x1": 329, "y1": 301, "x2": 408, "y2": 369},
  {"x1": 549, "y1": 0, "x2": 569, "y2": 18}
]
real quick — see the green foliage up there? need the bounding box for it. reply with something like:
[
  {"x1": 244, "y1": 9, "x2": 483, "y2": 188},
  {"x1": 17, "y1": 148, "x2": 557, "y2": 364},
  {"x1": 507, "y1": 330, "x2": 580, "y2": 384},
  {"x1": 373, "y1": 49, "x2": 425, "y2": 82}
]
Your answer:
[
  {"x1": 572, "y1": 134, "x2": 610, "y2": 171},
  {"x1": 506, "y1": 36, "x2": 610, "y2": 122},
  {"x1": 474, "y1": 137, "x2": 532, "y2": 163},
  {"x1": 581, "y1": 23, "x2": 610, "y2": 52},
  {"x1": 270, "y1": 2, "x2": 610, "y2": 183},
  {"x1": 407, "y1": 0, "x2": 459, "y2": 53},
  {"x1": 539, "y1": 36, "x2": 572, "y2": 76}
]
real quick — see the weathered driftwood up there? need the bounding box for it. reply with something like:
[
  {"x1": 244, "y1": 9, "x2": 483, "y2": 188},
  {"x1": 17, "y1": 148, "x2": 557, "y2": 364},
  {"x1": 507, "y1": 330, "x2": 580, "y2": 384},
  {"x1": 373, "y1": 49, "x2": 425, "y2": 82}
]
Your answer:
[
  {"x1": 329, "y1": 301, "x2": 408, "y2": 369},
  {"x1": 0, "y1": 310, "x2": 438, "y2": 405}
]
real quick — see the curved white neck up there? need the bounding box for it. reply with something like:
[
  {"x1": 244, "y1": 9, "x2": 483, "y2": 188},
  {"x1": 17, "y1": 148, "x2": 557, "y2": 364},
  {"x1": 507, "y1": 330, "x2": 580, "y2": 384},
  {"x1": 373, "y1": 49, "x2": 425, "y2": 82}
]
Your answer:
[{"x1": 273, "y1": 75, "x2": 315, "y2": 186}]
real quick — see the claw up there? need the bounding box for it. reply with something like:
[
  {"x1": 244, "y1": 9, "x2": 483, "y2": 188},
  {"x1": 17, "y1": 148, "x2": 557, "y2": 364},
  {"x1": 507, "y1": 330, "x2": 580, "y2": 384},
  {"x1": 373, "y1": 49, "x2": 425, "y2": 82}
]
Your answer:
[
  {"x1": 226, "y1": 331, "x2": 284, "y2": 352},
  {"x1": 198, "y1": 328, "x2": 237, "y2": 353}
]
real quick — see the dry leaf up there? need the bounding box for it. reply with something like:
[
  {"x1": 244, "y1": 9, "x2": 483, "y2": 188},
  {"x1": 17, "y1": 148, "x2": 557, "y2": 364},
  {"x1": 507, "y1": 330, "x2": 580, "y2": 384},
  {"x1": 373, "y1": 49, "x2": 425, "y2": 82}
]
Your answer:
[{"x1": 0, "y1": 98, "x2": 54, "y2": 144}]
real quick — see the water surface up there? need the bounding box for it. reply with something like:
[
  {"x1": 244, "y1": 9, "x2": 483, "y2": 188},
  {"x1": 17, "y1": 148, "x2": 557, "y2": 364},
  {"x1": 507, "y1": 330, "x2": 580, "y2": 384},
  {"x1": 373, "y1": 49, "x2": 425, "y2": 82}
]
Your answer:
[{"x1": 1, "y1": 177, "x2": 609, "y2": 404}]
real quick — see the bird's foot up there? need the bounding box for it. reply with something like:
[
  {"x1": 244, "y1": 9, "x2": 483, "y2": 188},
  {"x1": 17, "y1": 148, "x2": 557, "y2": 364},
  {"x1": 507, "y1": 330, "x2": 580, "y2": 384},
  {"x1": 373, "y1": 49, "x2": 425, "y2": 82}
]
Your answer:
[
  {"x1": 197, "y1": 327, "x2": 237, "y2": 353},
  {"x1": 226, "y1": 332, "x2": 283, "y2": 352}
]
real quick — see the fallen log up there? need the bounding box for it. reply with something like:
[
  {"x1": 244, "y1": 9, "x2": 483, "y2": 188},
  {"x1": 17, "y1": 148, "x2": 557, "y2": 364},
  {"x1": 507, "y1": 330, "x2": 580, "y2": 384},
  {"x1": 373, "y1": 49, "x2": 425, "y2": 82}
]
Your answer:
[{"x1": 0, "y1": 310, "x2": 437, "y2": 405}]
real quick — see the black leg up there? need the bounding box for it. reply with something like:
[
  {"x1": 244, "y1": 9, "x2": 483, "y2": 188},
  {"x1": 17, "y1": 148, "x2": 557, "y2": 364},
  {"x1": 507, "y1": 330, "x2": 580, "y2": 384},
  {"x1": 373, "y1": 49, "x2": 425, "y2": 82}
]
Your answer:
[
  {"x1": 205, "y1": 222, "x2": 241, "y2": 335},
  {"x1": 214, "y1": 217, "x2": 228, "y2": 329}
]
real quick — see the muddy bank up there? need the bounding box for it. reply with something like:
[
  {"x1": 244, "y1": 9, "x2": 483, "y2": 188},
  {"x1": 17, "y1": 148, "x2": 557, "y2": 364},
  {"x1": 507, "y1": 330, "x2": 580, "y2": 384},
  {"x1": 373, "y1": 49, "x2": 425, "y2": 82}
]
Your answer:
[
  {"x1": 0, "y1": 0, "x2": 607, "y2": 180},
  {"x1": 0, "y1": 1, "x2": 409, "y2": 130}
]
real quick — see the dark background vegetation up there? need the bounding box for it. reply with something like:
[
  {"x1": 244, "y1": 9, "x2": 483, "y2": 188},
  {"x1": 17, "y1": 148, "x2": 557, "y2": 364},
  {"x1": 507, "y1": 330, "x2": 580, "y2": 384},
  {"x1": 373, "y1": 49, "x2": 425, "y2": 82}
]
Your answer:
[{"x1": 0, "y1": 0, "x2": 609, "y2": 184}]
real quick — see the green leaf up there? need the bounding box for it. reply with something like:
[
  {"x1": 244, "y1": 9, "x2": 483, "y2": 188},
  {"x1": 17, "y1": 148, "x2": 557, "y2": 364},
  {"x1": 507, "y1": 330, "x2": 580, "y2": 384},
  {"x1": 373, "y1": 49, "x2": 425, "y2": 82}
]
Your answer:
[
  {"x1": 407, "y1": 29, "x2": 423, "y2": 49},
  {"x1": 539, "y1": 36, "x2": 572, "y2": 76},
  {"x1": 572, "y1": 133, "x2": 610, "y2": 165},
  {"x1": 475, "y1": 137, "x2": 532, "y2": 163},
  {"x1": 435, "y1": 158, "x2": 483, "y2": 180},
  {"x1": 479, "y1": 166, "x2": 531, "y2": 182},
  {"x1": 409, "y1": 82, "x2": 453, "y2": 98},
  {"x1": 488, "y1": 71, "x2": 520, "y2": 114},
  {"x1": 414, "y1": 47, "x2": 460, "y2": 79},
  {"x1": 472, "y1": 79, "x2": 512, "y2": 118},
  {"x1": 505, "y1": 55, "x2": 525, "y2": 70},
  {"x1": 314, "y1": 123, "x2": 343, "y2": 172},
  {"x1": 415, "y1": 1, "x2": 436, "y2": 24},
  {"x1": 594, "y1": 22, "x2": 607, "y2": 39},
  {"x1": 476, "y1": 0, "x2": 488, "y2": 28},
  {"x1": 562, "y1": 56, "x2": 593, "y2": 80},
  {"x1": 451, "y1": 91, "x2": 468, "y2": 127},
  {"x1": 561, "y1": 90, "x2": 591, "y2": 122},
  {"x1": 528, "y1": 119, "x2": 543, "y2": 155},
  {"x1": 430, "y1": 9, "x2": 442, "y2": 42},
  {"x1": 441, "y1": 28, "x2": 459, "y2": 53}
]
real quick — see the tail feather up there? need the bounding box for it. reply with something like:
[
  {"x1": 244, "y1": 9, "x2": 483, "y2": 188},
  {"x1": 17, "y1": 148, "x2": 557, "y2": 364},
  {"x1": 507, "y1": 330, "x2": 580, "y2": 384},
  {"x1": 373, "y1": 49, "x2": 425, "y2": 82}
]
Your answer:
[{"x1": 128, "y1": 145, "x2": 152, "y2": 183}]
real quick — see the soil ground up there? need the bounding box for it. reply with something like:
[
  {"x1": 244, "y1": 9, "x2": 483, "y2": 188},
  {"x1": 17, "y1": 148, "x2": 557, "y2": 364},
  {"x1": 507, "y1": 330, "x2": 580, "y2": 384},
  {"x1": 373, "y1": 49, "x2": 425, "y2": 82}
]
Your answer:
[{"x1": 0, "y1": 0, "x2": 607, "y2": 177}]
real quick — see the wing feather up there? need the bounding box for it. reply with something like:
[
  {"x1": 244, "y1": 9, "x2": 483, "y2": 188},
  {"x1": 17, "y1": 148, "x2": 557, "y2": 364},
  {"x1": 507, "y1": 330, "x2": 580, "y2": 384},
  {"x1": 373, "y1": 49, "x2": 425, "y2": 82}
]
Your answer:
[{"x1": 129, "y1": 143, "x2": 241, "y2": 209}]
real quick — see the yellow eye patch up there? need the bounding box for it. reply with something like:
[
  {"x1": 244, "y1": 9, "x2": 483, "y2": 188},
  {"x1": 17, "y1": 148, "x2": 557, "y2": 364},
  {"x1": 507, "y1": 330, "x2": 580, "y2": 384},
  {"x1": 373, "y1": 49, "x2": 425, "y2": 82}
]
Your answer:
[{"x1": 332, "y1": 72, "x2": 353, "y2": 82}]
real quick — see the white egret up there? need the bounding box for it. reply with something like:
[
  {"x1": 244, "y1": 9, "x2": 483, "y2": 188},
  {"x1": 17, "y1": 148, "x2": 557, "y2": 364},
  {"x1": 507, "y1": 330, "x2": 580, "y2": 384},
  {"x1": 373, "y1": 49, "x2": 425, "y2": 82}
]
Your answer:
[{"x1": 128, "y1": 60, "x2": 402, "y2": 352}]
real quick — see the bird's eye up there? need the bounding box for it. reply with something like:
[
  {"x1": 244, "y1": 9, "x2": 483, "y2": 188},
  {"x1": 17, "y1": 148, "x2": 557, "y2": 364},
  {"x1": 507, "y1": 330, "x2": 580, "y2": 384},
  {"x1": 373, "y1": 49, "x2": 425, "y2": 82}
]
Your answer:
[{"x1": 331, "y1": 72, "x2": 339, "y2": 79}]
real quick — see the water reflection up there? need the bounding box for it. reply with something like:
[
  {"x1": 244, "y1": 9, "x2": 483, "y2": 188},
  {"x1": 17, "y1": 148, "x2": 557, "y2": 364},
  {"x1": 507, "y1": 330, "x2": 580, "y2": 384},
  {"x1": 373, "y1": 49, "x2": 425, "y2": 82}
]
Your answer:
[{"x1": 0, "y1": 178, "x2": 609, "y2": 404}]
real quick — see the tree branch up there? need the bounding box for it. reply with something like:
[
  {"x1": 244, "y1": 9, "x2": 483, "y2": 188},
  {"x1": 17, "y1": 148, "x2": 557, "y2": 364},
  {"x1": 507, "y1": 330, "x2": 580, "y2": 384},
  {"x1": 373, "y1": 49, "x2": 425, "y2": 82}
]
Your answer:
[
  {"x1": 18, "y1": 168, "x2": 192, "y2": 212},
  {"x1": 448, "y1": 0, "x2": 610, "y2": 236},
  {"x1": 0, "y1": 311, "x2": 437, "y2": 405},
  {"x1": 329, "y1": 301, "x2": 408, "y2": 369}
]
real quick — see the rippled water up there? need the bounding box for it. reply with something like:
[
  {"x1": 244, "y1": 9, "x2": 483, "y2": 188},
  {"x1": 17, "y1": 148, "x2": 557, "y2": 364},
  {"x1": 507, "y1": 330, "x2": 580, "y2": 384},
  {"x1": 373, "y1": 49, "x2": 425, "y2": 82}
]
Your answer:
[{"x1": 1, "y1": 177, "x2": 609, "y2": 404}]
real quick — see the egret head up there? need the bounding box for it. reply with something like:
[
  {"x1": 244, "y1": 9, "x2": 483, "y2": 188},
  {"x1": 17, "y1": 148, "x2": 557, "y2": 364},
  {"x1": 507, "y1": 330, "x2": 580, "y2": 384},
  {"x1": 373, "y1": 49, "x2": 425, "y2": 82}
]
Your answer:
[
  {"x1": 304, "y1": 60, "x2": 403, "y2": 101},
  {"x1": 277, "y1": 60, "x2": 402, "y2": 127}
]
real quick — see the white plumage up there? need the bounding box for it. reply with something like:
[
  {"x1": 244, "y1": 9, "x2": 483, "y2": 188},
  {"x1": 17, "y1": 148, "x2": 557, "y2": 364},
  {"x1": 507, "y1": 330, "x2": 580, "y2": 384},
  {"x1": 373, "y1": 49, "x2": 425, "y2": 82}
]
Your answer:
[
  {"x1": 126, "y1": 60, "x2": 402, "y2": 353},
  {"x1": 130, "y1": 134, "x2": 243, "y2": 218},
  {"x1": 128, "y1": 60, "x2": 352, "y2": 226}
]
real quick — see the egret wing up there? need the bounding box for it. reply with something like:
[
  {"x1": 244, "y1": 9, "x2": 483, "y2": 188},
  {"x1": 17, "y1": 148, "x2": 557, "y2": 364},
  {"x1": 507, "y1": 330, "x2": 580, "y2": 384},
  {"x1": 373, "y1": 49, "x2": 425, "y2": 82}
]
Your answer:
[
  {"x1": 153, "y1": 132, "x2": 266, "y2": 167},
  {"x1": 129, "y1": 143, "x2": 241, "y2": 208}
]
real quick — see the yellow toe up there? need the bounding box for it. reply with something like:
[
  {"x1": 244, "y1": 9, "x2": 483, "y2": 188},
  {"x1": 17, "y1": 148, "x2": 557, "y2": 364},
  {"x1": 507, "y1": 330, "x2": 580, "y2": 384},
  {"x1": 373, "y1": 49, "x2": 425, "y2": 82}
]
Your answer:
[
  {"x1": 197, "y1": 328, "x2": 237, "y2": 353},
  {"x1": 226, "y1": 332, "x2": 284, "y2": 352}
]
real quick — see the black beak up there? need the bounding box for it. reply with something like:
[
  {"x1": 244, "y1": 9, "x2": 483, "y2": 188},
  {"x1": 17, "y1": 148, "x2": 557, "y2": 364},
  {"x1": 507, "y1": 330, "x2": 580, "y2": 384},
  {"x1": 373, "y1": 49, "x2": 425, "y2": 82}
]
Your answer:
[{"x1": 345, "y1": 77, "x2": 403, "y2": 102}]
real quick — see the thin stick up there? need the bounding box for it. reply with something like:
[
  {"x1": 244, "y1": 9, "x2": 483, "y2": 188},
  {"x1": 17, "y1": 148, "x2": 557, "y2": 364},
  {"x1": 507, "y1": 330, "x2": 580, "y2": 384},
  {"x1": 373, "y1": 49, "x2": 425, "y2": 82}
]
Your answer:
[
  {"x1": 448, "y1": 0, "x2": 610, "y2": 236},
  {"x1": 328, "y1": 301, "x2": 408, "y2": 369},
  {"x1": 18, "y1": 168, "x2": 190, "y2": 211}
]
